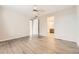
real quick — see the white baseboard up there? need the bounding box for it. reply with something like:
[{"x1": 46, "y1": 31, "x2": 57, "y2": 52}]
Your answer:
[{"x1": 0, "y1": 35, "x2": 29, "y2": 42}]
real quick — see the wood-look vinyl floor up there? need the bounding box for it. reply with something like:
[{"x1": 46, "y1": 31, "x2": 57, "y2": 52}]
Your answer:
[{"x1": 0, "y1": 35, "x2": 79, "y2": 54}]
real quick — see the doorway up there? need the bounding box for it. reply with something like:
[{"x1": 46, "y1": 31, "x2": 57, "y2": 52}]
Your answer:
[
  {"x1": 29, "y1": 18, "x2": 39, "y2": 38},
  {"x1": 47, "y1": 16, "x2": 54, "y2": 38}
]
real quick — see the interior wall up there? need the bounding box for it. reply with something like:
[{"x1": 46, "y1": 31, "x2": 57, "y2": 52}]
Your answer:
[
  {"x1": 0, "y1": 7, "x2": 8, "y2": 40},
  {"x1": 76, "y1": 6, "x2": 79, "y2": 46},
  {"x1": 39, "y1": 15, "x2": 48, "y2": 36},
  {"x1": 0, "y1": 7, "x2": 29, "y2": 41},
  {"x1": 53, "y1": 6, "x2": 77, "y2": 42},
  {"x1": 40, "y1": 6, "x2": 77, "y2": 42}
]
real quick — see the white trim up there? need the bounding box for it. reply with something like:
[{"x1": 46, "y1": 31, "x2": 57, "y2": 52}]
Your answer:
[{"x1": 0, "y1": 35, "x2": 29, "y2": 42}]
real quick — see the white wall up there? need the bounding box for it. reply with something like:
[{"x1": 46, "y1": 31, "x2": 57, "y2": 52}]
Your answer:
[
  {"x1": 76, "y1": 6, "x2": 79, "y2": 46},
  {"x1": 0, "y1": 7, "x2": 29, "y2": 41},
  {"x1": 0, "y1": 7, "x2": 8, "y2": 40},
  {"x1": 53, "y1": 6, "x2": 77, "y2": 42},
  {"x1": 39, "y1": 15, "x2": 48, "y2": 36},
  {"x1": 40, "y1": 6, "x2": 77, "y2": 42}
]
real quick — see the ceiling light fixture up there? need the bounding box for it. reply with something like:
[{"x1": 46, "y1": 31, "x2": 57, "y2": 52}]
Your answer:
[{"x1": 32, "y1": 5, "x2": 40, "y2": 19}]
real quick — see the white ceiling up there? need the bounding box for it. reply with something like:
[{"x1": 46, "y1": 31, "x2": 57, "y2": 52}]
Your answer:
[{"x1": 2, "y1": 5, "x2": 73, "y2": 17}]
